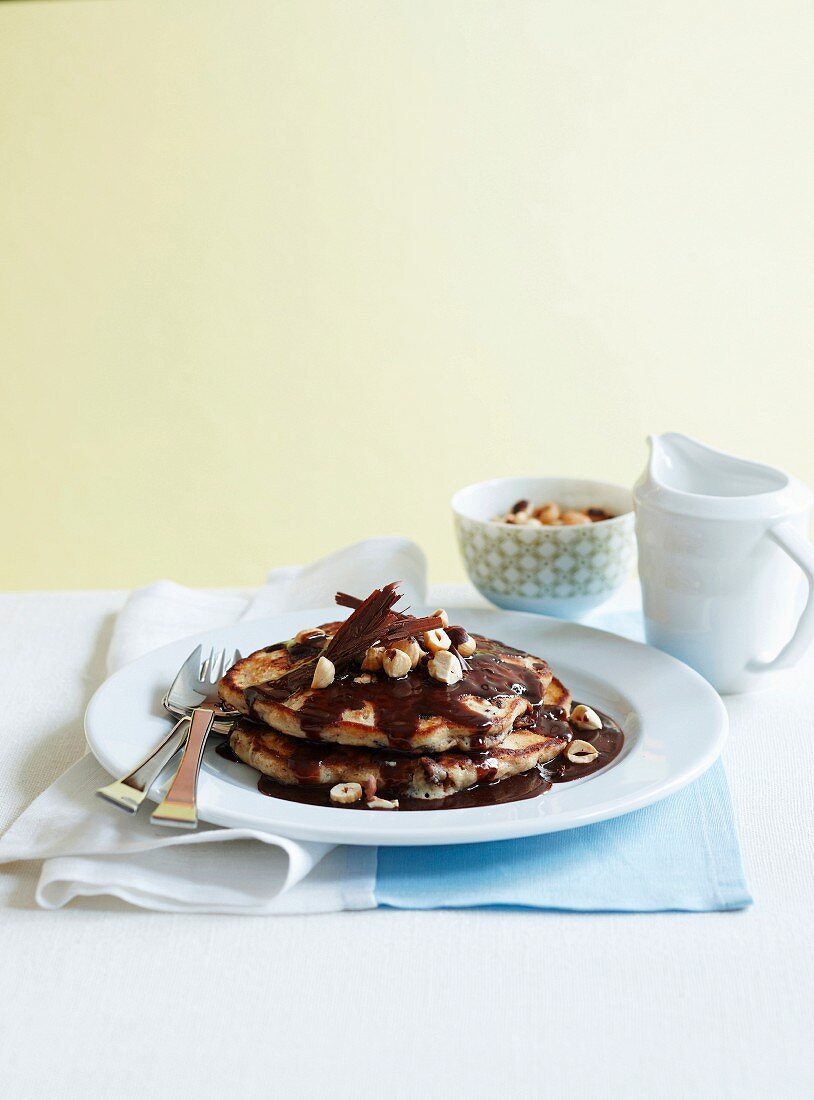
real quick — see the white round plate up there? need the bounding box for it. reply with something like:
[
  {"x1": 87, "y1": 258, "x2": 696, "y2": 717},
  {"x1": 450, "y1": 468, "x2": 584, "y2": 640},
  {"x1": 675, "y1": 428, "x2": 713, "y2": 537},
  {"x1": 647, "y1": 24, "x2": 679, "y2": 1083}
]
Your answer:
[{"x1": 85, "y1": 606, "x2": 727, "y2": 846}]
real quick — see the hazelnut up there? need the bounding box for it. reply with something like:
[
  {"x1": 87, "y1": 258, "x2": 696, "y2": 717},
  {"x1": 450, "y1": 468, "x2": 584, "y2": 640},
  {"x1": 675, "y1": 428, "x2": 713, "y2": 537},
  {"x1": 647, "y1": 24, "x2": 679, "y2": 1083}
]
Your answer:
[
  {"x1": 561, "y1": 510, "x2": 592, "y2": 526},
  {"x1": 571, "y1": 704, "x2": 603, "y2": 731},
  {"x1": 367, "y1": 796, "x2": 399, "y2": 810},
  {"x1": 330, "y1": 782, "x2": 363, "y2": 804},
  {"x1": 294, "y1": 627, "x2": 326, "y2": 645},
  {"x1": 456, "y1": 631, "x2": 477, "y2": 658},
  {"x1": 428, "y1": 650, "x2": 463, "y2": 685},
  {"x1": 420, "y1": 757, "x2": 448, "y2": 784},
  {"x1": 526, "y1": 517, "x2": 543, "y2": 527},
  {"x1": 423, "y1": 628, "x2": 451, "y2": 654},
  {"x1": 431, "y1": 608, "x2": 450, "y2": 629},
  {"x1": 393, "y1": 637, "x2": 421, "y2": 668},
  {"x1": 566, "y1": 739, "x2": 599, "y2": 764},
  {"x1": 505, "y1": 512, "x2": 529, "y2": 525},
  {"x1": 310, "y1": 655, "x2": 335, "y2": 690},
  {"x1": 361, "y1": 645, "x2": 385, "y2": 671},
  {"x1": 510, "y1": 499, "x2": 530, "y2": 515},
  {"x1": 535, "y1": 502, "x2": 560, "y2": 524},
  {"x1": 353, "y1": 673, "x2": 376, "y2": 684},
  {"x1": 383, "y1": 648, "x2": 412, "y2": 679}
]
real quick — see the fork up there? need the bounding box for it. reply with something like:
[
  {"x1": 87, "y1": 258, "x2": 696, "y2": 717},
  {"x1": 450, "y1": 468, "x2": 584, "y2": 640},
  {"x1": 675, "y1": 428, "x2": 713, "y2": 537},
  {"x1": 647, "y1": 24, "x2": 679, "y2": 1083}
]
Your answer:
[{"x1": 150, "y1": 647, "x2": 239, "y2": 829}]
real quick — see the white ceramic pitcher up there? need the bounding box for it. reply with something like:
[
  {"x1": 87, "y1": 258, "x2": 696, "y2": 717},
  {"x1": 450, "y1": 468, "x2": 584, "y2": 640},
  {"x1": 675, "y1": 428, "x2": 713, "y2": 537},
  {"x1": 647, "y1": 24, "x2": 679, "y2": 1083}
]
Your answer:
[{"x1": 634, "y1": 433, "x2": 814, "y2": 693}]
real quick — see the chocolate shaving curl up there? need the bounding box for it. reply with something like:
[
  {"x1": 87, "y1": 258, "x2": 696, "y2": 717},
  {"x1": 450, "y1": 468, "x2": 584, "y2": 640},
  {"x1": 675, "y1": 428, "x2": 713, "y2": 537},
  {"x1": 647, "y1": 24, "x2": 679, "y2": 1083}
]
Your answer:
[
  {"x1": 267, "y1": 582, "x2": 443, "y2": 695},
  {"x1": 335, "y1": 591, "x2": 443, "y2": 644},
  {"x1": 339, "y1": 588, "x2": 466, "y2": 665}
]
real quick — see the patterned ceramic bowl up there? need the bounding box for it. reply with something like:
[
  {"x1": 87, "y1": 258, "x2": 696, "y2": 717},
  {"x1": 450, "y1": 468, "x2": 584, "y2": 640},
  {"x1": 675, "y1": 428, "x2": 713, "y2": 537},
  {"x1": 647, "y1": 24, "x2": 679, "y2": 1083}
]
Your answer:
[{"x1": 453, "y1": 477, "x2": 636, "y2": 619}]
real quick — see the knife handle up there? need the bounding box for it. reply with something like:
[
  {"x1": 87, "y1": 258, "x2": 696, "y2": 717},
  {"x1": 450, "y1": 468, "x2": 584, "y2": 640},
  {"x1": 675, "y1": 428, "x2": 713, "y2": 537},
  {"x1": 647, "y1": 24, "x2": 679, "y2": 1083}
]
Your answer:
[{"x1": 150, "y1": 706, "x2": 215, "y2": 829}]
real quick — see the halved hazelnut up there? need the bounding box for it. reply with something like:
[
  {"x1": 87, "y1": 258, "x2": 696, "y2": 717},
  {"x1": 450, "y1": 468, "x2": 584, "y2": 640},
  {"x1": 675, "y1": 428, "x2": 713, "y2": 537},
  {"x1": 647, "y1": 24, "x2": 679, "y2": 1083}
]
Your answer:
[
  {"x1": 561, "y1": 510, "x2": 592, "y2": 526},
  {"x1": 420, "y1": 757, "x2": 448, "y2": 784},
  {"x1": 571, "y1": 704, "x2": 603, "y2": 731},
  {"x1": 367, "y1": 796, "x2": 399, "y2": 810},
  {"x1": 361, "y1": 645, "x2": 385, "y2": 671},
  {"x1": 330, "y1": 782, "x2": 363, "y2": 804},
  {"x1": 310, "y1": 655, "x2": 335, "y2": 690},
  {"x1": 566, "y1": 739, "x2": 599, "y2": 764},
  {"x1": 423, "y1": 628, "x2": 451, "y2": 654},
  {"x1": 383, "y1": 648, "x2": 412, "y2": 679},
  {"x1": 428, "y1": 650, "x2": 463, "y2": 685},
  {"x1": 294, "y1": 627, "x2": 326, "y2": 645}
]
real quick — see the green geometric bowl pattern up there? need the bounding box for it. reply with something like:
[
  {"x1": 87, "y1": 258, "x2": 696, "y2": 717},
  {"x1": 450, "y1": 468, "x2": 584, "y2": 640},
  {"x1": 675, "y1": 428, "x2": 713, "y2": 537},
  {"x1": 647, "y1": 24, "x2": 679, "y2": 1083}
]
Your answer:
[{"x1": 455, "y1": 512, "x2": 636, "y2": 599}]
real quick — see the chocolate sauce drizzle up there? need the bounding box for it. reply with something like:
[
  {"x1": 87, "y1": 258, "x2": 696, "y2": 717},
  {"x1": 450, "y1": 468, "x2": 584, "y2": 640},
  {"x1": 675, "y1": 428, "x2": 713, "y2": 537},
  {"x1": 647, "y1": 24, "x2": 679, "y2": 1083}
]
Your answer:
[
  {"x1": 251, "y1": 705, "x2": 623, "y2": 811},
  {"x1": 217, "y1": 705, "x2": 624, "y2": 812},
  {"x1": 245, "y1": 636, "x2": 547, "y2": 753},
  {"x1": 257, "y1": 766, "x2": 555, "y2": 811}
]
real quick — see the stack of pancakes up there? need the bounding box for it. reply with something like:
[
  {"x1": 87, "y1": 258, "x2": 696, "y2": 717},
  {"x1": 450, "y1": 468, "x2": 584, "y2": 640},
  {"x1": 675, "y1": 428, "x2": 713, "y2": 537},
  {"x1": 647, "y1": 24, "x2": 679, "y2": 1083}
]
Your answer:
[{"x1": 218, "y1": 619, "x2": 573, "y2": 805}]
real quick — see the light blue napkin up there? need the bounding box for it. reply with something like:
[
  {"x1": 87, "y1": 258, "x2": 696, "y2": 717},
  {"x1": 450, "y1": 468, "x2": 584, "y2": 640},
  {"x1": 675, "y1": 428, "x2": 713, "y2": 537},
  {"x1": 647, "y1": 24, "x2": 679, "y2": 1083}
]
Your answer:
[
  {"x1": 375, "y1": 761, "x2": 750, "y2": 911},
  {"x1": 375, "y1": 606, "x2": 751, "y2": 913}
]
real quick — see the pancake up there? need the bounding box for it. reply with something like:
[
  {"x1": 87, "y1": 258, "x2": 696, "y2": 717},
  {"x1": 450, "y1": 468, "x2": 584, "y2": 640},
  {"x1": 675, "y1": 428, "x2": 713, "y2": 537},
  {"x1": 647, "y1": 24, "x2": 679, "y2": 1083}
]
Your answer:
[
  {"x1": 219, "y1": 625, "x2": 554, "y2": 754},
  {"x1": 228, "y1": 678, "x2": 573, "y2": 801}
]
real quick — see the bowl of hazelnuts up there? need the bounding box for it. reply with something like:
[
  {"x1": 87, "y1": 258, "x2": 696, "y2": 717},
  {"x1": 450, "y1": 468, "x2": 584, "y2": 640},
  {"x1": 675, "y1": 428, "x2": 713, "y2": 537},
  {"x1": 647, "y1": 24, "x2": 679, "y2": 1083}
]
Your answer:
[{"x1": 452, "y1": 477, "x2": 635, "y2": 618}]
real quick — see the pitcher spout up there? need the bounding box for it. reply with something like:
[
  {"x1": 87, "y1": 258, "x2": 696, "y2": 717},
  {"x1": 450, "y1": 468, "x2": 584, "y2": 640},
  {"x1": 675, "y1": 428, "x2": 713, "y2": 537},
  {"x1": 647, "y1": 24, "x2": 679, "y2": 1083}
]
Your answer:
[
  {"x1": 647, "y1": 432, "x2": 718, "y2": 494},
  {"x1": 646, "y1": 432, "x2": 790, "y2": 499}
]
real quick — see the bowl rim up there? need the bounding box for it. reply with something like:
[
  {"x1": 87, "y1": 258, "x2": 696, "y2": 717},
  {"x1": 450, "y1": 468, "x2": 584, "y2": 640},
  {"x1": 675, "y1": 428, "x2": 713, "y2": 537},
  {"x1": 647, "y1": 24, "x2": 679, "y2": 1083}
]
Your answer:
[{"x1": 451, "y1": 475, "x2": 635, "y2": 530}]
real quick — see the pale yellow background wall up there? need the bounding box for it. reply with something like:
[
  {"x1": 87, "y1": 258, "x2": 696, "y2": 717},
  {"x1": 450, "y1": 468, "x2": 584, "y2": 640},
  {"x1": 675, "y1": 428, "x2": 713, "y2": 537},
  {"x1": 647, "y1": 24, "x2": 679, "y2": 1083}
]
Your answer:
[{"x1": 1, "y1": 0, "x2": 812, "y2": 591}]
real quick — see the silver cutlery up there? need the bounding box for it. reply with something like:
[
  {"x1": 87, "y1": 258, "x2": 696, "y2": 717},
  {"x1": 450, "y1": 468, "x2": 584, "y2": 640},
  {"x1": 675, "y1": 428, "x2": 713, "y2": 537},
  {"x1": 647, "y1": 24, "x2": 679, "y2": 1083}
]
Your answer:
[
  {"x1": 150, "y1": 646, "x2": 241, "y2": 829},
  {"x1": 95, "y1": 645, "x2": 205, "y2": 813}
]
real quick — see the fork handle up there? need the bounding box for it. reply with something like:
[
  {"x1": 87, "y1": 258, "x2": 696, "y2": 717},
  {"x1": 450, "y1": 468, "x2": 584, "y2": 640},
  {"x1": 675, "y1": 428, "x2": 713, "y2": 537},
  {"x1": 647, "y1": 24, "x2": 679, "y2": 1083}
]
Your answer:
[
  {"x1": 96, "y1": 716, "x2": 190, "y2": 814},
  {"x1": 150, "y1": 706, "x2": 216, "y2": 828}
]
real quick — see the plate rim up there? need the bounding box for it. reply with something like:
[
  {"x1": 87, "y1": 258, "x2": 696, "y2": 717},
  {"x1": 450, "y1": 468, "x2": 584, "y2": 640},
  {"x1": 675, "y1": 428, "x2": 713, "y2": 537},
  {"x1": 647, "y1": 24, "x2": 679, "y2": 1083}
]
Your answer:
[{"x1": 85, "y1": 605, "x2": 728, "y2": 846}]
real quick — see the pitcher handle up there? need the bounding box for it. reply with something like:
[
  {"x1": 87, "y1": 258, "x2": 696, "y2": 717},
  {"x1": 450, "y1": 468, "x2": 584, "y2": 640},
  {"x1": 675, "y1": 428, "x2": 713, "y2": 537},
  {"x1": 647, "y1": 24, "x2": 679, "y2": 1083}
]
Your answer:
[{"x1": 752, "y1": 521, "x2": 814, "y2": 673}]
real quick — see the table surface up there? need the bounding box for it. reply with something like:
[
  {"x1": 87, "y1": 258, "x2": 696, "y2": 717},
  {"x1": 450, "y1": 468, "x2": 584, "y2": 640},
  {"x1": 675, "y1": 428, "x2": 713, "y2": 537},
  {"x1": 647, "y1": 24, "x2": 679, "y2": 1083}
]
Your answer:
[{"x1": 0, "y1": 589, "x2": 812, "y2": 1100}]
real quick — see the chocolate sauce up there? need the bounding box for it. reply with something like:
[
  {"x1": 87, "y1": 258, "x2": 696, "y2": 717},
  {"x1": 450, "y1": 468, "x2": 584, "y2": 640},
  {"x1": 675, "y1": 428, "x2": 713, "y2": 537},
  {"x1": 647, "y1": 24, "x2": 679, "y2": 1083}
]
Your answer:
[
  {"x1": 284, "y1": 636, "x2": 327, "y2": 663},
  {"x1": 215, "y1": 738, "x2": 239, "y2": 763},
  {"x1": 245, "y1": 636, "x2": 548, "y2": 753},
  {"x1": 249, "y1": 704, "x2": 624, "y2": 812},
  {"x1": 547, "y1": 716, "x2": 624, "y2": 783},
  {"x1": 258, "y1": 765, "x2": 554, "y2": 810}
]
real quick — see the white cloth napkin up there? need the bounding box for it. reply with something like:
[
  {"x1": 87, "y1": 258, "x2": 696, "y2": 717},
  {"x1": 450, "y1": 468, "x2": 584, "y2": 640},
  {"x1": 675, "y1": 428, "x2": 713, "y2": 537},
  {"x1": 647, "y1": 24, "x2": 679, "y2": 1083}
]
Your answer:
[
  {"x1": 105, "y1": 535, "x2": 428, "y2": 671},
  {"x1": 0, "y1": 538, "x2": 427, "y2": 913}
]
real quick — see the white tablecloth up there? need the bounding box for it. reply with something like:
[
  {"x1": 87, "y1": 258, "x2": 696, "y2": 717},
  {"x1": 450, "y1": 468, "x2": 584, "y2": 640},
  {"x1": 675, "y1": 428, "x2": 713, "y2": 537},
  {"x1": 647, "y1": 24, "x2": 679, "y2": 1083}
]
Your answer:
[{"x1": 0, "y1": 588, "x2": 812, "y2": 1099}]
